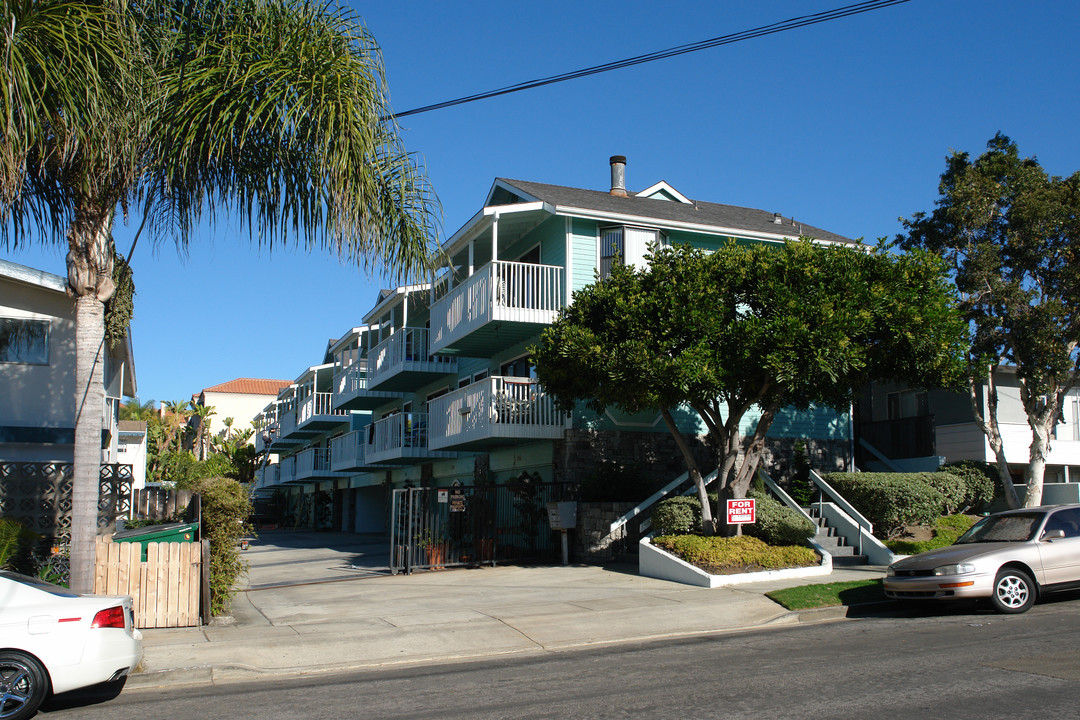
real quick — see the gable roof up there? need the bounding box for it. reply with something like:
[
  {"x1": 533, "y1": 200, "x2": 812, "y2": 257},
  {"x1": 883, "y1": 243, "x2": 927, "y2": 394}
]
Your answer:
[
  {"x1": 201, "y1": 378, "x2": 292, "y2": 396},
  {"x1": 493, "y1": 178, "x2": 855, "y2": 245}
]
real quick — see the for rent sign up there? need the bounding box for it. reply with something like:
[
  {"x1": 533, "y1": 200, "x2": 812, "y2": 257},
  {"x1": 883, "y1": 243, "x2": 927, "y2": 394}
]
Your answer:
[{"x1": 726, "y1": 498, "x2": 756, "y2": 525}]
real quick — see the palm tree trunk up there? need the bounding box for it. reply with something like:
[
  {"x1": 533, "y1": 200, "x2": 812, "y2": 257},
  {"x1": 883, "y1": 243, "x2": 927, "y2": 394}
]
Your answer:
[
  {"x1": 70, "y1": 295, "x2": 106, "y2": 593},
  {"x1": 67, "y1": 209, "x2": 115, "y2": 594}
]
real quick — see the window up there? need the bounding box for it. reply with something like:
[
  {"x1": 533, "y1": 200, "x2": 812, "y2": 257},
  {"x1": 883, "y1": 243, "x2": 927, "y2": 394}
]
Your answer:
[
  {"x1": 1044, "y1": 508, "x2": 1080, "y2": 539},
  {"x1": 600, "y1": 226, "x2": 665, "y2": 279},
  {"x1": 886, "y1": 390, "x2": 928, "y2": 420},
  {"x1": 500, "y1": 356, "x2": 535, "y2": 379},
  {"x1": 0, "y1": 318, "x2": 49, "y2": 364},
  {"x1": 599, "y1": 227, "x2": 623, "y2": 279}
]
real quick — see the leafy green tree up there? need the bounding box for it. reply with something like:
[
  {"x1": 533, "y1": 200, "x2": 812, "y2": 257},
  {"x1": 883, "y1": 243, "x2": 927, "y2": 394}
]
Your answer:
[
  {"x1": 899, "y1": 134, "x2": 1080, "y2": 507},
  {"x1": 533, "y1": 241, "x2": 966, "y2": 534},
  {"x1": 1, "y1": 0, "x2": 438, "y2": 592}
]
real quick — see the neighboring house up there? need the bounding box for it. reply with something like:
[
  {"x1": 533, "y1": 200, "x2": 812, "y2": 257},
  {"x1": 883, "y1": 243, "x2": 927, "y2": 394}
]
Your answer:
[
  {"x1": 116, "y1": 420, "x2": 148, "y2": 489},
  {"x1": 193, "y1": 378, "x2": 291, "y2": 444},
  {"x1": 254, "y1": 157, "x2": 858, "y2": 536},
  {"x1": 0, "y1": 258, "x2": 136, "y2": 542},
  {"x1": 858, "y1": 369, "x2": 1080, "y2": 502}
]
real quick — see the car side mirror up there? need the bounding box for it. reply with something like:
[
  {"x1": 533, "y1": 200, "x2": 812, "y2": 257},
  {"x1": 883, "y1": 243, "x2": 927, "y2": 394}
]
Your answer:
[{"x1": 1043, "y1": 529, "x2": 1066, "y2": 541}]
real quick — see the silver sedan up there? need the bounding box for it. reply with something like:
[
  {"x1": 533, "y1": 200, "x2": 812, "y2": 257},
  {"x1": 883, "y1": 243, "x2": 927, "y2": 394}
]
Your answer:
[{"x1": 884, "y1": 504, "x2": 1080, "y2": 613}]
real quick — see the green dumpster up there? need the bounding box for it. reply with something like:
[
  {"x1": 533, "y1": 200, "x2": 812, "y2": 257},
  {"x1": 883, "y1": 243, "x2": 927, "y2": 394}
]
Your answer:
[{"x1": 113, "y1": 522, "x2": 199, "y2": 561}]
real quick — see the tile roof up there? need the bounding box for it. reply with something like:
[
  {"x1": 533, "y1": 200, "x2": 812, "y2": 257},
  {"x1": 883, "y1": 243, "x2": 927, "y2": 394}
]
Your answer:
[
  {"x1": 201, "y1": 378, "x2": 292, "y2": 396},
  {"x1": 496, "y1": 178, "x2": 855, "y2": 245}
]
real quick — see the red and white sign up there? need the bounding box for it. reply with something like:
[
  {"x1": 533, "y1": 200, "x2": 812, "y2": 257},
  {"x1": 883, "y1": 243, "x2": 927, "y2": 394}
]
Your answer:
[{"x1": 726, "y1": 498, "x2": 756, "y2": 525}]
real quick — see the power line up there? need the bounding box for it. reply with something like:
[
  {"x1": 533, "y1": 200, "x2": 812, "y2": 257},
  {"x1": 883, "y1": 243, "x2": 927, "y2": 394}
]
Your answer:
[{"x1": 386, "y1": 0, "x2": 911, "y2": 121}]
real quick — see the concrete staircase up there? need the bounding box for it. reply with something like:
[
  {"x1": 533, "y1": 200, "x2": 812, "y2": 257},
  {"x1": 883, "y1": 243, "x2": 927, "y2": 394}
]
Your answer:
[{"x1": 808, "y1": 506, "x2": 868, "y2": 566}]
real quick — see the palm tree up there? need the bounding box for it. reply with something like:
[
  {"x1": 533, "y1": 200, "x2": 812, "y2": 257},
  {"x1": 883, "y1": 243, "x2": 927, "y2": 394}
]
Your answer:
[
  {"x1": 1, "y1": 1, "x2": 439, "y2": 592},
  {"x1": 189, "y1": 403, "x2": 216, "y2": 461},
  {"x1": 119, "y1": 396, "x2": 156, "y2": 421}
]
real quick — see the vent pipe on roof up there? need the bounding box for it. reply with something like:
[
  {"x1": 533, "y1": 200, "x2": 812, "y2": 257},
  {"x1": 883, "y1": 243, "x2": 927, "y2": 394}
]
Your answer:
[
  {"x1": 773, "y1": 213, "x2": 783, "y2": 224},
  {"x1": 609, "y1": 155, "x2": 627, "y2": 197}
]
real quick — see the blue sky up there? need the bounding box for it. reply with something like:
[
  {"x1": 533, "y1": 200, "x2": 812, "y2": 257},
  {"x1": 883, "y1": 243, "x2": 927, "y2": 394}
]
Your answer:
[{"x1": 3, "y1": 0, "x2": 1079, "y2": 411}]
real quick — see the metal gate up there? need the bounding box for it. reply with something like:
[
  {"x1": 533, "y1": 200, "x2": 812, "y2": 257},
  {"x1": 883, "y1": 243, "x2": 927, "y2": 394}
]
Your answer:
[{"x1": 389, "y1": 478, "x2": 576, "y2": 574}]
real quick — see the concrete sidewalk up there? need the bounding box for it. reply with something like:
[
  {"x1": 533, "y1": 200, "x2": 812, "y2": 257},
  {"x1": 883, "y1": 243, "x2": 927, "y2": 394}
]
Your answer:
[{"x1": 129, "y1": 531, "x2": 887, "y2": 689}]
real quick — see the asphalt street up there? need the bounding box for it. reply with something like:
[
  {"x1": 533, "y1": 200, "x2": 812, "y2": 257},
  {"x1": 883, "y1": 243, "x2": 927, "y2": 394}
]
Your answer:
[{"x1": 43, "y1": 593, "x2": 1080, "y2": 720}]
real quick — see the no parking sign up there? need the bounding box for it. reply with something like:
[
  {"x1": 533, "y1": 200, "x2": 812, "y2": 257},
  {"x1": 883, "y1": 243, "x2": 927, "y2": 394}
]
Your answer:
[{"x1": 726, "y1": 498, "x2": 756, "y2": 525}]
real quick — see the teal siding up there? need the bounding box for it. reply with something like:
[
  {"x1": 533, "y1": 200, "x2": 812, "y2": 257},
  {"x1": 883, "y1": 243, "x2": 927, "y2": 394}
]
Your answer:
[
  {"x1": 570, "y1": 219, "x2": 598, "y2": 292},
  {"x1": 574, "y1": 401, "x2": 850, "y2": 441}
]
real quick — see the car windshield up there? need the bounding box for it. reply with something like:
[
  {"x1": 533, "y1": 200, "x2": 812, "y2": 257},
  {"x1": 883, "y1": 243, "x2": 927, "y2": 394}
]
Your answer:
[{"x1": 955, "y1": 513, "x2": 1044, "y2": 543}]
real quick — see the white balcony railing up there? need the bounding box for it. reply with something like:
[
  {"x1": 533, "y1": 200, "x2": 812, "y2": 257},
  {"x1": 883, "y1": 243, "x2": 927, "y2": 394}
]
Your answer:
[
  {"x1": 330, "y1": 430, "x2": 367, "y2": 471},
  {"x1": 279, "y1": 456, "x2": 296, "y2": 484},
  {"x1": 430, "y1": 260, "x2": 563, "y2": 353},
  {"x1": 295, "y1": 447, "x2": 343, "y2": 480},
  {"x1": 428, "y1": 377, "x2": 567, "y2": 450},
  {"x1": 256, "y1": 463, "x2": 280, "y2": 489},
  {"x1": 278, "y1": 408, "x2": 298, "y2": 438},
  {"x1": 365, "y1": 412, "x2": 452, "y2": 462},
  {"x1": 297, "y1": 392, "x2": 347, "y2": 426},
  {"x1": 368, "y1": 328, "x2": 455, "y2": 389},
  {"x1": 334, "y1": 363, "x2": 368, "y2": 397}
]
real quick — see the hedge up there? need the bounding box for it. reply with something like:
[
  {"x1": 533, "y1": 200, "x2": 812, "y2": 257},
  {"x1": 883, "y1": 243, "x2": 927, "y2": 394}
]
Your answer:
[
  {"x1": 822, "y1": 473, "x2": 943, "y2": 539},
  {"x1": 941, "y1": 461, "x2": 999, "y2": 512}
]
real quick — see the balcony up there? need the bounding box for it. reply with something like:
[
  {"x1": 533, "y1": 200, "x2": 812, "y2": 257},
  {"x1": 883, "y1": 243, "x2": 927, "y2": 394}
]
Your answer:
[
  {"x1": 368, "y1": 328, "x2": 457, "y2": 391},
  {"x1": 329, "y1": 429, "x2": 384, "y2": 471},
  {"x1": 297, "y1": 392, "x2": 350, "y2": 432},
  {"x1": 261, "y1": 421, "x2": 304, "y2": 453},
  {"x1": 364, "y1": 412, "x2": 456, "y2": 464},
  {"x1": 429, "y1": 260, "x2": 564, "y2": 356},
  {"x1": 255, "y1": 463, "x2": 280, "y2": 490},
  {"x1": 334, "y1": 363, "x2": 403, "y2": 411},
  {"x1": 293, "y1": 447, "x2": 354, "y2": 482},
  {"x1": 278, "y1": 456, "x2": 296, "y2": 484},
  {"x1": 428, "y1": 377, "x2": 567, "y2": 451},
  {"x1": 279, "y1": 393, "x2": 349, "y2": 439}
]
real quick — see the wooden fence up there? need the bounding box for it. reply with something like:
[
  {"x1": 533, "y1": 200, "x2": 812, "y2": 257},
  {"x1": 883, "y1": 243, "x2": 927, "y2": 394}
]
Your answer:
[
  {"x1": 130, "y1": 487, "x2": 193, "y2": 522},
  {"x1": 94, "y1": 537, "x2": 208, "y2": 629}
]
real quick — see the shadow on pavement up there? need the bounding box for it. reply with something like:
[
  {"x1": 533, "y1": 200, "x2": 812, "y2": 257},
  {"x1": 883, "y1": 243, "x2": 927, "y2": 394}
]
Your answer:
[{"x1": 39, "y1": 678, "x2": 128, "y2": 714}]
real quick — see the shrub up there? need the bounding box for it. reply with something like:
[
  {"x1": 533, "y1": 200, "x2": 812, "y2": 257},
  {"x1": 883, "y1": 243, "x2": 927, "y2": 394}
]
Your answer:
[
  {"x1": 941, "y1": 461, "x2": 999, "y2": 512},
  {"x1": 918, "y1": 472, "x2": 969, "y2": 515},
  {"x1": 652, "y1": 496, "x2": 701, "y2": 536},
  {"x1": 0, "y1": 518, "x2": 37, "y2": 570},
  {"x1": 652, "y1": 535, "x2": 818, "y2": 572},
  {"x1": 744, "y1": 489, "x2": 816, "y2": 546},
  {"x1": 822, "y1": 473, "x2": 943, "y2": 539},
  {"x1": 180, "y1": 476, "x2": 252, "y2": 615}
]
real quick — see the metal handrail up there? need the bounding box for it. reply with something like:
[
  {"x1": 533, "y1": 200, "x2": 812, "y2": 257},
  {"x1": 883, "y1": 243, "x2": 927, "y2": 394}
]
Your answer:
[
  {"x1": 609, "y1": 469, "x2": 719, "y2": 535},
  {"x1": 809, "y1": 469, "x2": 872, "y2": 556},
  {"x1": 759, "y1": 470, "x2": 815, "y2": 526}
]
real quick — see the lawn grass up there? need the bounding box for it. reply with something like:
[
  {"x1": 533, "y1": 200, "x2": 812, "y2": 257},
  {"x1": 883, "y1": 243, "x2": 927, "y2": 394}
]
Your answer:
[{"x1": 765, "y1": 579, "x2": 886, "y2": 610}]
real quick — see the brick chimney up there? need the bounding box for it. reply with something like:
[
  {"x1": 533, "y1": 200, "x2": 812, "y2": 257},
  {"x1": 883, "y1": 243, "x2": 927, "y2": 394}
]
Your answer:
[{"x1": 609, "y1": 155, "x2": 627, "y2": 197}]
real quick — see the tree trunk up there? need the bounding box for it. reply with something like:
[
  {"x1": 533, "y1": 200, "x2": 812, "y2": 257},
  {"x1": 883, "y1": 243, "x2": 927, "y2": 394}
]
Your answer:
[
  {"x1": 67, "y1": 209, "x2": 115, "y2": 594},
  {"x1": 70, "y1": 294, "x2": 107, "y2": 593},
  {"x1": 969, "y1": 369, "x2": 1021, "y2": 508},
  {"x1": 1023, "y1": 420, "x2": 1054, "y2": 507},
  {"x1": 659, "y1": 407, "x2": 715, "y2": 535}
]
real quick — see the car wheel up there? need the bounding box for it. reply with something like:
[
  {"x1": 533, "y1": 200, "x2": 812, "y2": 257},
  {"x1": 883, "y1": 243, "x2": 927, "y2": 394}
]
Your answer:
[
  {"x1": 0, "y1": 651, "x2": 49, "y2": 720},
  {"x1": 991, "y1": 568, "x2": 1036, "y2": 614}
]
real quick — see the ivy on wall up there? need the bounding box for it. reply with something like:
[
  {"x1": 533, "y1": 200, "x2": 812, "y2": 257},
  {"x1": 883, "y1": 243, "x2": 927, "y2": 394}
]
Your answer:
[{"x1": 104, "y1": 251, "x2": 134, "y2": 347}]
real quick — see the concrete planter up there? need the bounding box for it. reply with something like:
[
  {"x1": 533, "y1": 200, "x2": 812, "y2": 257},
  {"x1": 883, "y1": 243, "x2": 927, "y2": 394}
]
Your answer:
[{"x1": 639, "y1": 536, "x2": 833, "y2": 588}]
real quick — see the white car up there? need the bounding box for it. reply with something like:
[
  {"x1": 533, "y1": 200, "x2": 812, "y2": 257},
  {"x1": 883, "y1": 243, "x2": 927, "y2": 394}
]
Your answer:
[
  {"x1": 0, "y1": 571, "x2": 143, "y2": 719},
  {"x1": 884, "y1": 504, "x2": 1080, "y2": 613}
]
